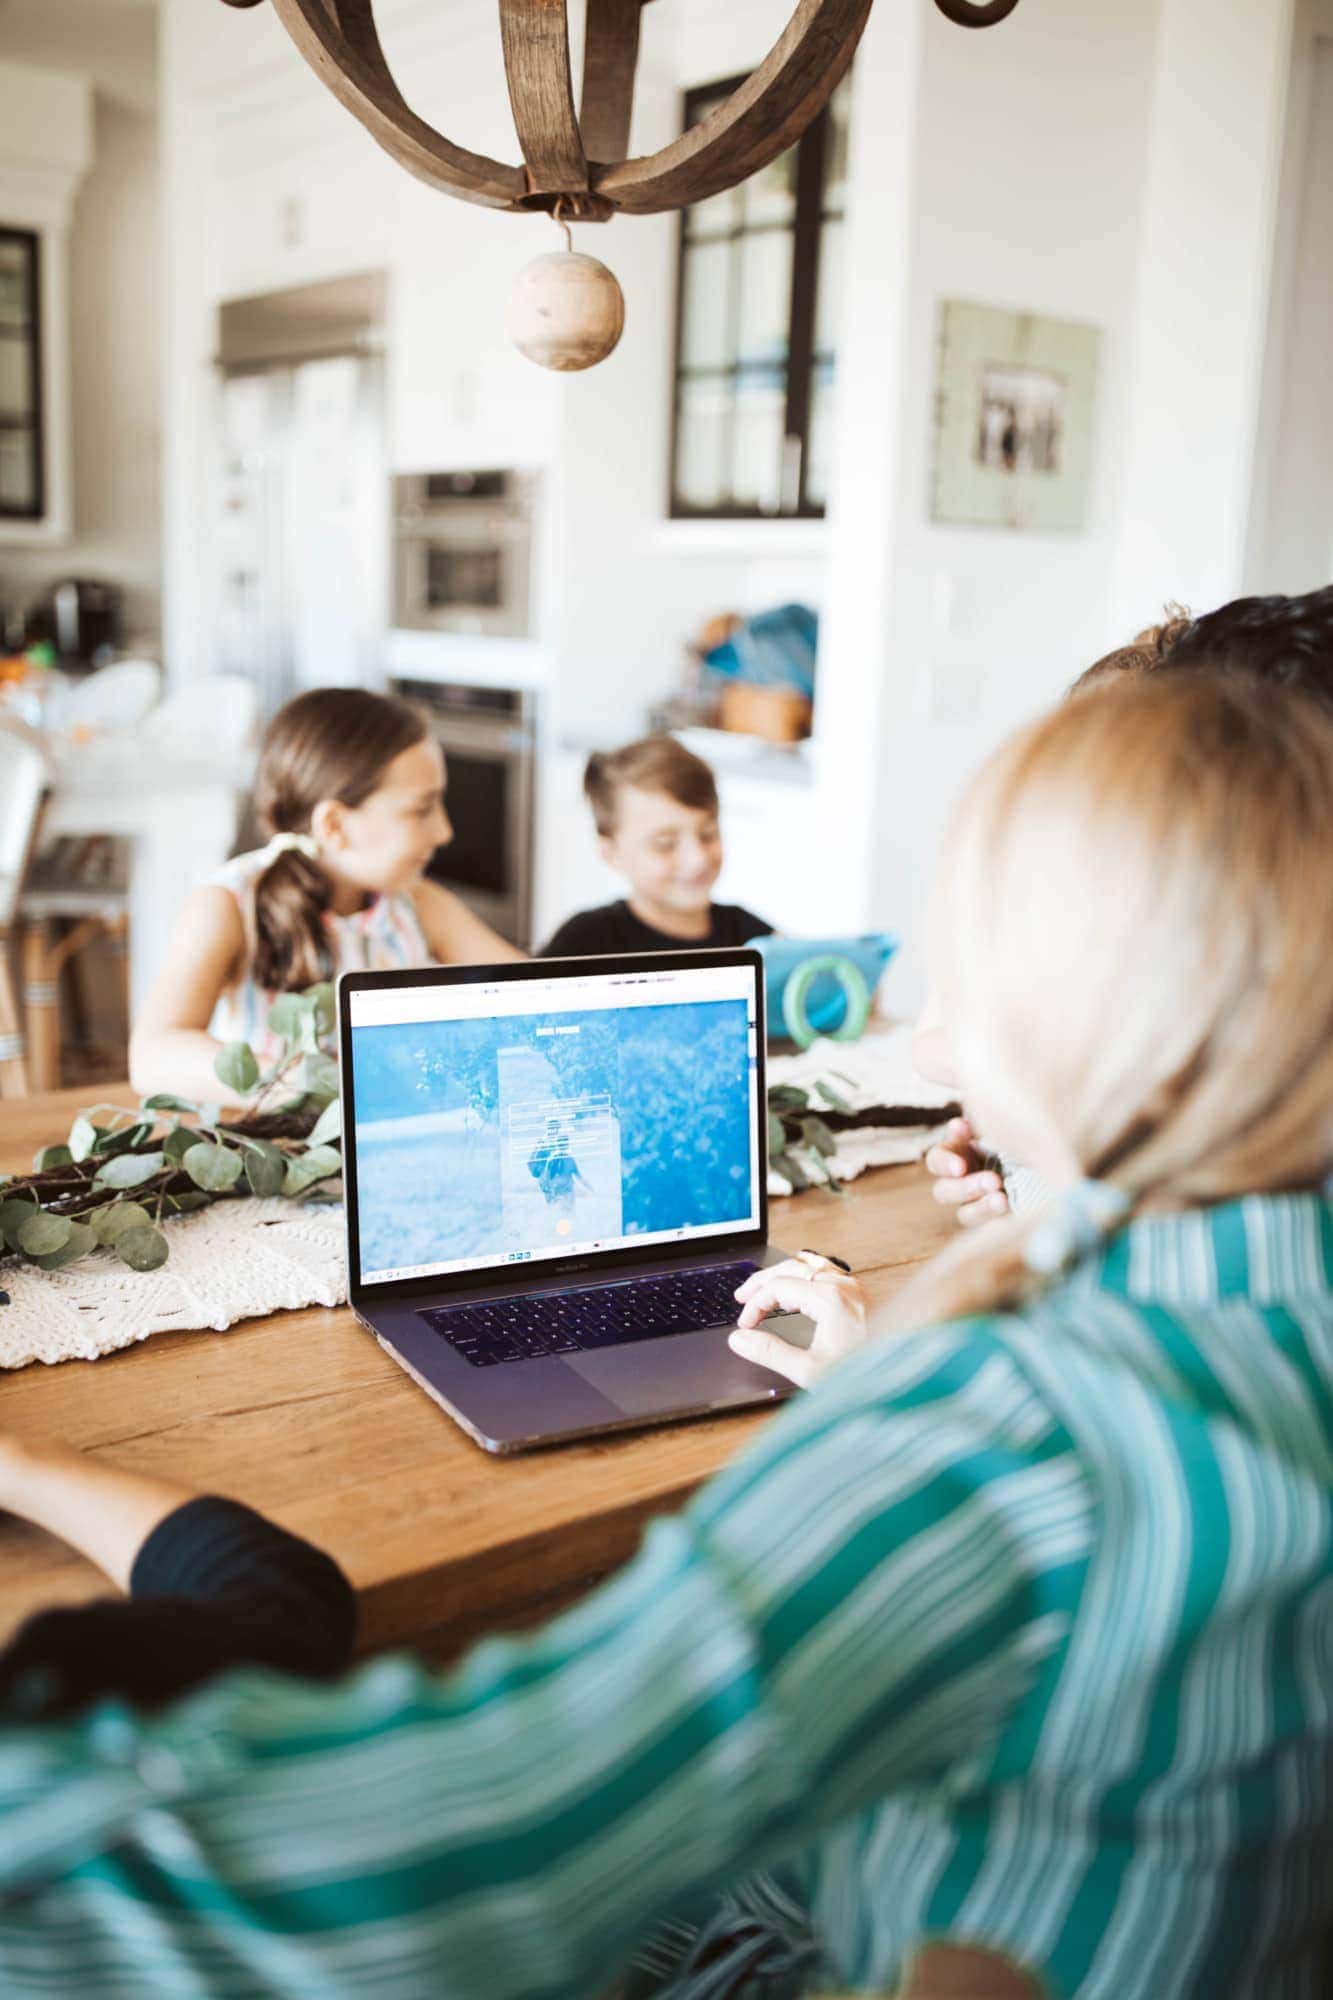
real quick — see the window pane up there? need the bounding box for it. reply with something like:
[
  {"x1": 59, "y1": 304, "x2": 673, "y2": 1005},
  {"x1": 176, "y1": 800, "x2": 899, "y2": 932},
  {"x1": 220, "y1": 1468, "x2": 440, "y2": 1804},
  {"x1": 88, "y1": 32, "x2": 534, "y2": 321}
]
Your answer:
[
  {"x1": 813, "y1": 216, "x2": 844, "y2": 359},
  {"x1": 0, "y1": 430, "x2": 37, "y2": 512},
  {"x1": 0, "y1": 335, "x2": 33, "y2": 416},
  {"x1": 740, "y1": 145, "x2": 798, "y2": 230},
  {"x1": 736, "y1": 228, "x2": 793, "y2": 370},
  {"x1": 0, "y1": 241, "x2": 31, "y2": 326},
  {"x1": 730, "y1": 368, "x2": 786, "y2": 512},
  {"x1": 822, "y1": 74, "x2": 852, "y2": 213},
  {"x1": 806, "y1": 360, "x2": 836, "y2": 512},
  {"x1": 684, "y1": 185, "x2": 740, "y2": 240},
  {"x1": 675, "y1": 377, "x2": 729, "y2": 510},
  {"x1": 679, "y1": 236, "x2": 734, "y2": 372}
]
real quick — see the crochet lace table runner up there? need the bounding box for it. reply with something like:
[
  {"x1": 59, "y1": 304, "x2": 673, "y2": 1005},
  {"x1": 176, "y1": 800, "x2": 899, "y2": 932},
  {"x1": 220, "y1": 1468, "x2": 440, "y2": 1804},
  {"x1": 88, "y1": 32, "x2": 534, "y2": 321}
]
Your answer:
[{"x1": 0, "y1": 1197, "x2": 347, "y2": 1371}]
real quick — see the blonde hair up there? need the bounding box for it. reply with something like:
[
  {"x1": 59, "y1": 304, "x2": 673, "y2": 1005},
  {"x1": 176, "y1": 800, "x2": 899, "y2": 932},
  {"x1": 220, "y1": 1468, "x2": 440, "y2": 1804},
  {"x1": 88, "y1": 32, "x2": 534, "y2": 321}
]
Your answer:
[{"x1": 893, "y1": 675, "x2": 1333, "y2": 1328}]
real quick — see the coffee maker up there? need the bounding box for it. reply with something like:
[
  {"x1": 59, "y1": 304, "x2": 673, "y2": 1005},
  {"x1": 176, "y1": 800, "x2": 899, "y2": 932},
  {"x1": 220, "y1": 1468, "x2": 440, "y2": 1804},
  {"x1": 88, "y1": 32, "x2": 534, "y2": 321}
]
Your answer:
[{"x1": 25, "y1": 578, "x2": 124, "y2": 669}]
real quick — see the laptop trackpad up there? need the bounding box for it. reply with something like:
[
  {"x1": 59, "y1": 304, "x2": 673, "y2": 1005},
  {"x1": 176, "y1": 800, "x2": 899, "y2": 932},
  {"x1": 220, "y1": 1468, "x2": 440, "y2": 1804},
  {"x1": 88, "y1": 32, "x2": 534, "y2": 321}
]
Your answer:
[{"x1": 567, "y1": 1318, "x2": 814, "y2": 1419}]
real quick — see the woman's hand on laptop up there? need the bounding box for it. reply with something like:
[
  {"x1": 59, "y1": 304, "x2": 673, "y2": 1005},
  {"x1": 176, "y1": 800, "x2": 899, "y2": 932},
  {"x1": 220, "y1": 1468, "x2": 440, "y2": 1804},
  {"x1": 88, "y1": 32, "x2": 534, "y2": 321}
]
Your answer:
[{"x1": 729, "y1": 1255, "x2": 868, "y2": 1388}]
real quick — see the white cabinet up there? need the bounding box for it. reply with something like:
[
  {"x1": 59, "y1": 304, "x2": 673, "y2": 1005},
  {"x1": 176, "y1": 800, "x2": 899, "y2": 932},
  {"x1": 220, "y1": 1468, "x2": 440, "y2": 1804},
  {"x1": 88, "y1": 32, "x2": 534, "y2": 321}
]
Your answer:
[{"x1": 712, "y1": 769, "x2": 828, "y2": 936}]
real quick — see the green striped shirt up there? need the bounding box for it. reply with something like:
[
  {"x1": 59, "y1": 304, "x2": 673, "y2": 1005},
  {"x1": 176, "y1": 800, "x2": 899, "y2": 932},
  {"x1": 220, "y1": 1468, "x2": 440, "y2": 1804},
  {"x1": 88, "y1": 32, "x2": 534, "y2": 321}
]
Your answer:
[{"x1": 2, "y1": 1192, "x2": 1331, "y2": 1997}]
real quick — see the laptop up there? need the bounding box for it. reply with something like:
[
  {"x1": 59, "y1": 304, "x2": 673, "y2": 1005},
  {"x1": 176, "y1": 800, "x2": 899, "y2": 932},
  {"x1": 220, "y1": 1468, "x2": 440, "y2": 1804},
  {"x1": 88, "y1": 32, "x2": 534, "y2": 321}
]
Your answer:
[{"x1": 337, "y1": 949, "x2": 813, "y2": 1453}]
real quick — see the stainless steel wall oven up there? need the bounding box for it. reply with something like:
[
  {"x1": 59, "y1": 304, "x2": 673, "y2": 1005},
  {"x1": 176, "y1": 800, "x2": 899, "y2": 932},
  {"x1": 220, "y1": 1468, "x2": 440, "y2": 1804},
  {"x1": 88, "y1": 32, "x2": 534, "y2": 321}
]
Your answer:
[{"x1": 392, "y1": 471, "x2": 536, "y2": 639}]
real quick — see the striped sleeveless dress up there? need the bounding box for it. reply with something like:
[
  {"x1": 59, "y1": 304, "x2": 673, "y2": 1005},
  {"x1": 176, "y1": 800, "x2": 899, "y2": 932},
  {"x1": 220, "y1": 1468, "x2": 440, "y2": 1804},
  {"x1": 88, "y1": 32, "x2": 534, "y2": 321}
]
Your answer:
[{"x1": 207, "y1": 847, "x2": 431, "y2": 1061}]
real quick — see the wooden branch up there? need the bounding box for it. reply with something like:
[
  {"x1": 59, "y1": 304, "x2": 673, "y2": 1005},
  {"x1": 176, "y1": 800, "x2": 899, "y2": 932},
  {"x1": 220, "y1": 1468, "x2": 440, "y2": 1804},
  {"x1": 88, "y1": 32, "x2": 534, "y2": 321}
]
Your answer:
[
  {"x1": 499, "y1": 0, "x2": 588, "y2": 199},
  {"x1": 579, "y1": 0, "x2": 644, "y2": 166},
  {"x1": 596, "y1": 0, "x2": 873, "y2": 214},
  {"x1": 271, "y1": 0, "x2": 527, "y2": 211}
]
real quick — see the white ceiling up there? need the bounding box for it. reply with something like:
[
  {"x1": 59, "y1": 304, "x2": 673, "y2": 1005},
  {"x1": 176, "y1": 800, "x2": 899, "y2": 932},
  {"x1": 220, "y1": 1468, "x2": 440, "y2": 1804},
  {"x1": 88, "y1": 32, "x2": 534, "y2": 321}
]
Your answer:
[{"x1": 0, "y1": 0, "x2": 156, "y2": 114}]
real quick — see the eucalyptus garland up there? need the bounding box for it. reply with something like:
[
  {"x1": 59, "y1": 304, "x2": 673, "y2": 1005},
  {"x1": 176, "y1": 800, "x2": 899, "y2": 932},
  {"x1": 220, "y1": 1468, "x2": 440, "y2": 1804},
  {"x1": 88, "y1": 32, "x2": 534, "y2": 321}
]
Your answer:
[{"x1": 0, "y1": 983, "x2": 343, "y2": 1295}]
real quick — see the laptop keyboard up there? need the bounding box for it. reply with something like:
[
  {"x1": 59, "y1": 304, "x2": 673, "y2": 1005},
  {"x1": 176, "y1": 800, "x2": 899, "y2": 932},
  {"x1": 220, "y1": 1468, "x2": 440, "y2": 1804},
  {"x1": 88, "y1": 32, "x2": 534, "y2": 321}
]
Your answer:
[{"x1": 420, "y1": 1261, "x2": 763, "y2": 1368}]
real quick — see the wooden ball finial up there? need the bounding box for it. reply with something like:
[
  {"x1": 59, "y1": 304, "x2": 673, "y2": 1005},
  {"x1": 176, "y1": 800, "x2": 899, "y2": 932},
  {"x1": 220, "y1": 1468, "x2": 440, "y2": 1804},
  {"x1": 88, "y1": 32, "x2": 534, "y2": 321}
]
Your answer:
[{"x1": 508, "y1": 249, "x2": 625, "y2": 373}]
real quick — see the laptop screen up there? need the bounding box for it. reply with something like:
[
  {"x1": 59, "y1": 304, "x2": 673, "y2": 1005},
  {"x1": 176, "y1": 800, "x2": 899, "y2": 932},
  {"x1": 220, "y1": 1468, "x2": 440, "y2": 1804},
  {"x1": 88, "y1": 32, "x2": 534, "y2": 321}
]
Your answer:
[{"x1": 344, "y1": 959, "x2": 762, "y2": 1288}]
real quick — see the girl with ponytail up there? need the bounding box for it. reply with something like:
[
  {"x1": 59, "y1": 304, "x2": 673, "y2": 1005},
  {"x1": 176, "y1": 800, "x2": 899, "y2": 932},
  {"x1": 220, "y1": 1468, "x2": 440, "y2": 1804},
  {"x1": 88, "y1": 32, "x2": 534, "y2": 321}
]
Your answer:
[{"x1": 131, "y1": 687, "x2": 522, "y2": 1102}]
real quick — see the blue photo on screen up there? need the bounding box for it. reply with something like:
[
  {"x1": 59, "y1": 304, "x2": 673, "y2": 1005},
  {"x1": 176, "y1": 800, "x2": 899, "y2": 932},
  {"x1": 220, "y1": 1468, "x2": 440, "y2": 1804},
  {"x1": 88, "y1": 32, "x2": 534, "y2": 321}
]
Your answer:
[{"x1": 352, "y1": 998, "x2": 754, "y2": 1279}]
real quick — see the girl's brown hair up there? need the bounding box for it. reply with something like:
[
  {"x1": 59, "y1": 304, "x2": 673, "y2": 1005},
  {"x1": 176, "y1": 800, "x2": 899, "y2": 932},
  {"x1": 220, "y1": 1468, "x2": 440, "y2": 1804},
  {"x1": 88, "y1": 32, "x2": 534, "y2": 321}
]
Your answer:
[
  {"x1": 251, "y1": 687, "x2": 429, "y2": 993},
  {"x1": 583, "y1": 735, "x2": 719, "y2": 838}
]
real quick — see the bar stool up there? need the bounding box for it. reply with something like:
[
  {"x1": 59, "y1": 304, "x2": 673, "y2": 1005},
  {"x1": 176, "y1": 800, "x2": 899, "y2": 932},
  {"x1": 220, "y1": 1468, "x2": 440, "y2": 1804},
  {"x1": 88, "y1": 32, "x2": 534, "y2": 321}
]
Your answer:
[{"x1": 18, "y1": 839, "x2": 131, "y2": 1092}]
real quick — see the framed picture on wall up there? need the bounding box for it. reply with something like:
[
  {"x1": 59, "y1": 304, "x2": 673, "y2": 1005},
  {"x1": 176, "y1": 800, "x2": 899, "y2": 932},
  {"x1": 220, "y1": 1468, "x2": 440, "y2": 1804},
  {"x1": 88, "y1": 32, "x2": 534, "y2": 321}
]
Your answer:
[
  {"x1": 0, "y1": 226, "x2": 44, "y2": 521},
  {"x1": 930, "y1": 299, "x2": 1101, "y2": 531}
]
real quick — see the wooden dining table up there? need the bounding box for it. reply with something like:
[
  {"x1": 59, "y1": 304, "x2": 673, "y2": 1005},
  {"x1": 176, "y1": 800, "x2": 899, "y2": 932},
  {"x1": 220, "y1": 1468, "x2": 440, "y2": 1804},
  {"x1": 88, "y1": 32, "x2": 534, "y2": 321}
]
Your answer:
[{"x1": 0, "y1": 1083, "x2": 956, "y2": 1664}]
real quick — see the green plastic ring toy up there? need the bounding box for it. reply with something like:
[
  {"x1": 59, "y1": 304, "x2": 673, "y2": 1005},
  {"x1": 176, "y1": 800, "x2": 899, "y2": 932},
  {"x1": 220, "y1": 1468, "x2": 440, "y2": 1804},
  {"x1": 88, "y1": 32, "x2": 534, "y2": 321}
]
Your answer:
[{"x1": 781, "y1": 953, "x2": 872, "y2": 1049}]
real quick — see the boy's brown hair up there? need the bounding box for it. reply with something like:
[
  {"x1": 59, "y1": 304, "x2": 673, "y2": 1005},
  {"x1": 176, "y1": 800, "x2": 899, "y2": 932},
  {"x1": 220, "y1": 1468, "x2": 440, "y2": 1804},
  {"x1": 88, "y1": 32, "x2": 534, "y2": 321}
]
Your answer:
[{"x1": 583, "y1": 736, "x2": 719, "y2": 838}]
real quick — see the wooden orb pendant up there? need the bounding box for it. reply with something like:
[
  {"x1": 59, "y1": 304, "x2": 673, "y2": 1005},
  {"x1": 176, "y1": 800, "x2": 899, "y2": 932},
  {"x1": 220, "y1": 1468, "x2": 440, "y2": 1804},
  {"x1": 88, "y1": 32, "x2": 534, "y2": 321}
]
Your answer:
[{"x1": 509, "y1": 226, "x2": 626, "y2": 373}]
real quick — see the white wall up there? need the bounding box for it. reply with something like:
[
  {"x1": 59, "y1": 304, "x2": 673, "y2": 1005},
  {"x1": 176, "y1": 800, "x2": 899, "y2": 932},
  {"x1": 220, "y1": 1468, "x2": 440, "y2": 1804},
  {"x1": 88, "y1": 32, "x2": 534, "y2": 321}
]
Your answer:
[
  {"x1": 1246, "y1": 0, "x2": 1333, "y2": 594},
  {"x1": 1108, "y1": 0, "x2": 1295, "y2": 633},
  {"x1": 0, "y1": 1, "x2": 161, "y2": 640}
]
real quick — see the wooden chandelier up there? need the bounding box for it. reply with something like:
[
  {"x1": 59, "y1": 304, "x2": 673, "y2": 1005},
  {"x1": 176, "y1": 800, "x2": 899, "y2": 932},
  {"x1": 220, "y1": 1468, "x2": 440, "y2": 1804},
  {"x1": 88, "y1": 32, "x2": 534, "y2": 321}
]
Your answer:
[{"x1": 218, "y1": 1, "x2": 1023, "y2": 223}]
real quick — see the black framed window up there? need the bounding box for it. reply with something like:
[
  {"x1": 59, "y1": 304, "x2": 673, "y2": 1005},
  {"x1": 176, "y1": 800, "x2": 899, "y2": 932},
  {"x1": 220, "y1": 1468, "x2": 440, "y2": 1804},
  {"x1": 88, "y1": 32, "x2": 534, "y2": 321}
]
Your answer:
[
  {"x1": 0, "y1": 228, "x2": 44, "y2": 521},
  {"x1": 669, "y1": 72, "x2": 850, "y2": 520}
]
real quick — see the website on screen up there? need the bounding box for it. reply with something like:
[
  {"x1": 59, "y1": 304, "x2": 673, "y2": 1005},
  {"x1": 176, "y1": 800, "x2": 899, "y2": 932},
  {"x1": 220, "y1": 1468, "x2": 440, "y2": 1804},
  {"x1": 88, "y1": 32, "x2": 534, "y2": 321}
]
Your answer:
[{"x1": 348, "y1": 965, "x2": 760, "y2": 1285}]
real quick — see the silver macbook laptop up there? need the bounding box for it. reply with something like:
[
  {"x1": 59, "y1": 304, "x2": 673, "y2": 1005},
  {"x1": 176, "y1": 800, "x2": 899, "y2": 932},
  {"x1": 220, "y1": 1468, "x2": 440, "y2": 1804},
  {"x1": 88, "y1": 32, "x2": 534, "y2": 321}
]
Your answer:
[{"x1": 337, "y1": 949, "x2": 811, "y2": 1453}]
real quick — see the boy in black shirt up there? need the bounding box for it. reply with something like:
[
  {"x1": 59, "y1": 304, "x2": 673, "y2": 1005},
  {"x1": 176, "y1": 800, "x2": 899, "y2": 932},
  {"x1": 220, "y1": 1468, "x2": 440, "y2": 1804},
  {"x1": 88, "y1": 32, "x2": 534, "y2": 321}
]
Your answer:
[{"x1": 541, "y1": 736, "x2": 772, "y2": 957}]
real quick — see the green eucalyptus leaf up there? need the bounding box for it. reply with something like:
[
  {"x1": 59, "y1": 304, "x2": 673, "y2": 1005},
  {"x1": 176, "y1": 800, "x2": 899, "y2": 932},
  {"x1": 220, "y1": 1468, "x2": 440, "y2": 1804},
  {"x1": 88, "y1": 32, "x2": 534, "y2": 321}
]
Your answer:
[
  {"x1": 282, "y1": 1145, "x2": 342, "y2": 1196},
  {"x1": 300, "y1": 1052, "x2": 340, "y2": 1100},
  {"x1": 115, "y1": 1224, "x2": 171, "y2": 1272},
  {"x1": 799, "y1": 1116, "x2": 838, "y2": 1159},
  {"x1": 0, "y1": 1196, "x2": 39, "y2": 1251},
  {"x1": 768, "y1": 1085, "x2": 810, "y2": 1115},
  {"x1": 307, "y1": 1098, "x2": 341, "y2": 1147},
  {"x1": 182, "y1": 1141, "x2": 244, "y2": 1192},
  {"x1": 766, "y1": 1112, "x2": 786, "y2": 1159},
  {"x1": 140, "y1": 1092, "x2": 200, "y2": 1116},
  {"x1": 243, "y1": 1141, "x2": 287, "y2": 1198},
  {"x1": 68, "y1": 1115, "x2": 98, "y2": 1162},
  {"x1": 197, "y1": 1103, "x2": 223, "y2": 1131},
  {"x1": 163, "y1": 1124, "x2": 199, "y2": 1165},
  {"x1": 94, "y1": 1151, "x2": 165, "y2": 1190},
  {"x1": 771, "y1": 1150, "x2": 811, "y2": 1193},
  {"x1": 17, "y1": 1212, "x2": 72, "y2": 1258},
  {"x1": 33, "y1": 1220, "x2": 98, "y2": 1271},
  {"x1": 266, "y1": 993, "x2": 307, "y2": 1043},
  {"x1": 90, "y1": 1201, "x2": 151, "y2": 1244},
  {"x1": 33, "y1": 1144, "x2": 73, "y2": 1171},
  {"x1": 92, "y1": 1121, "x2": 153, "y2": 1158},
  {"x1": 214, "y1": 1041, "x2": 260, "y2": 1095},
  {"x1": 306, "y1": 981, "x2": 336, "y2": 1037},
  {"x1": 813, "y1": 1079, "x2": 853, "y2": 1115},
  {"x1": 164, "y1": 1191, "x2": 211, "y2": 1215}
]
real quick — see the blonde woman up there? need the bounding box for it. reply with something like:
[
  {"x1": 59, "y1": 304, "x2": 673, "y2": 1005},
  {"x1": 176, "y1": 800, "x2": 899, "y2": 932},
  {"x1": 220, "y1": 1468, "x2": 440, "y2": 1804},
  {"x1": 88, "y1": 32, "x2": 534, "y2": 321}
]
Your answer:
[{"x1": 2, "y1": 676, "x2": 1331, "y2": 2000}]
